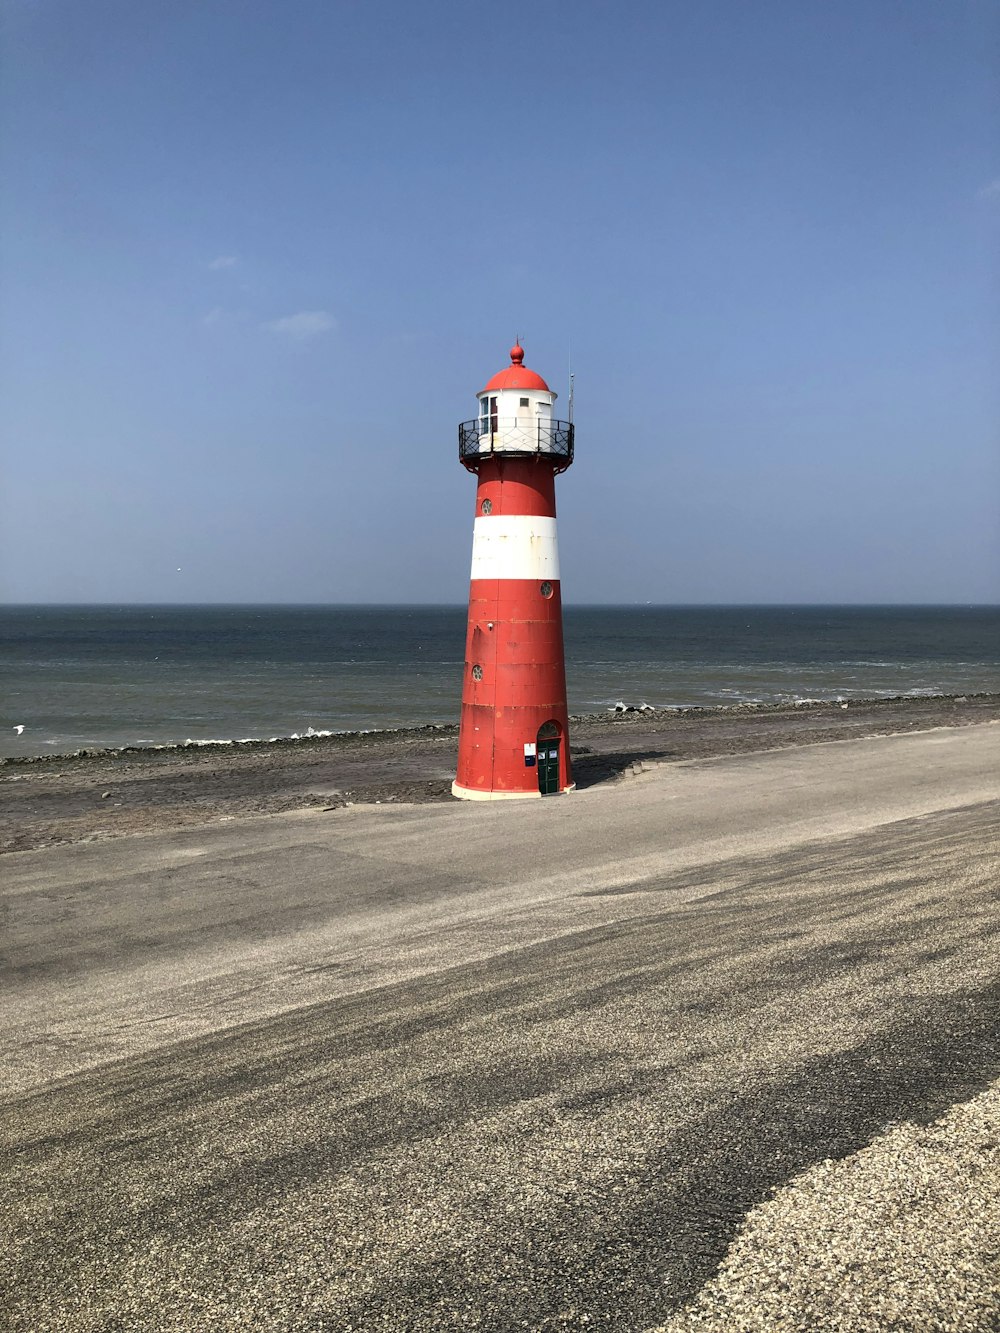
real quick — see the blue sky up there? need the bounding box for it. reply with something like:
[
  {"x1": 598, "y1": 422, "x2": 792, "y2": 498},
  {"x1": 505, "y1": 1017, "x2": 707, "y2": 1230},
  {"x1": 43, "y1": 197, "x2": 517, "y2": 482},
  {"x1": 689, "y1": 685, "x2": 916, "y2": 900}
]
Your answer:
[{"x1": 1, "y1": 0, "x2": 997, "y2": 604}]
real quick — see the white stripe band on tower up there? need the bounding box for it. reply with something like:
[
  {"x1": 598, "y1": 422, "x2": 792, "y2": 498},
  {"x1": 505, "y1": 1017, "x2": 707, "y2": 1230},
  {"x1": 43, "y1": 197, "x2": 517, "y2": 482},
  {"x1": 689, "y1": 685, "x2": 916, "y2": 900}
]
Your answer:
[{"x1": 470, "y1": 515, "x2": 561, "y2": 581}]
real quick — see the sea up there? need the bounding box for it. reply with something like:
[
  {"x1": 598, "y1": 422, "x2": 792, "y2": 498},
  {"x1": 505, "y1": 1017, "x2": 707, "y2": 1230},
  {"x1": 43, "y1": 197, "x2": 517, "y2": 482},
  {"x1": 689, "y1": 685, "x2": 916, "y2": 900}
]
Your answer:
[{"x1": 2, "y1": 604, "x2": 998, "y2": 760}]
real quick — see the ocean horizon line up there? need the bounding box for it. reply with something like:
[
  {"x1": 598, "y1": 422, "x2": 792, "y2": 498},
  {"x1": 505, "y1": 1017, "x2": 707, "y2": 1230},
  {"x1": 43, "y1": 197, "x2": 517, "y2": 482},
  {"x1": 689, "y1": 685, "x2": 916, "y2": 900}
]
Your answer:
[{"x1": 5, "y1": 600, "x2": 999, "y2": 611}]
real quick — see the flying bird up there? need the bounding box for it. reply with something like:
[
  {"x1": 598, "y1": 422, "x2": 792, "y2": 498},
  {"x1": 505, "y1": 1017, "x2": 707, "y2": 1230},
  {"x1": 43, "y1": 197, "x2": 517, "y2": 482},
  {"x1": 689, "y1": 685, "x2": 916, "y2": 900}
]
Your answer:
[{"x1": 13, "y1": 725, "x2": 24, "y2": 734}]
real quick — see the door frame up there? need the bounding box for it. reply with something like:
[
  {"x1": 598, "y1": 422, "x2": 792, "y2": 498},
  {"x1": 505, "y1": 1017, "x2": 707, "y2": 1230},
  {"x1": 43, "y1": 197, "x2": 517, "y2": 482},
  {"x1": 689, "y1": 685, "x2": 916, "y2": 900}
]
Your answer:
[{"x1": 536, "y1": 721, "x2": 562, "y2": 795}]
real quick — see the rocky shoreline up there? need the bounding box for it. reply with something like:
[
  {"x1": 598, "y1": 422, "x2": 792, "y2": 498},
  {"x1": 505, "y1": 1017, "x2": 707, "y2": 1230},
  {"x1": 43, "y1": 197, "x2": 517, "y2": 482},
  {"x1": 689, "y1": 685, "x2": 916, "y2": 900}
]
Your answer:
[
  {"x1": 2, "y1": 692, "x2": 998, "y2": 855},
  {"x1": 2, "y1": 690, "x2": 996, "y2": 770}
]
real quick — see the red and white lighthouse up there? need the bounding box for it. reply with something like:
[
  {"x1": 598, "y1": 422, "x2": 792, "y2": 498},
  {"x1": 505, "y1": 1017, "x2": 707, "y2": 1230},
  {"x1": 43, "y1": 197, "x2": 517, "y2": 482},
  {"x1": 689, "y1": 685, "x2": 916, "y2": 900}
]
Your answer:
[{"x1": 453, "y1": 343, "x2": 575, "y2": 800}]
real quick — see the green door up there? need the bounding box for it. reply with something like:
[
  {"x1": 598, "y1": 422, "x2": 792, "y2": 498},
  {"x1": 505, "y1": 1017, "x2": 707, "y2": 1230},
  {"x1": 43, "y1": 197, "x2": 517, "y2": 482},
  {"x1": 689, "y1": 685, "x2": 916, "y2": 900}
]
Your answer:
[{"x1": 537, "y1": 740, "x2": 561, "y2": 795}]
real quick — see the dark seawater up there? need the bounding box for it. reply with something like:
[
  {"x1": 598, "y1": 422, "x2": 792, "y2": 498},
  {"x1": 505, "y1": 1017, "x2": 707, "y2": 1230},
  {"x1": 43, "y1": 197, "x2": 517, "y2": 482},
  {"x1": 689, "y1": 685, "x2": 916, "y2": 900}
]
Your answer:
[{"x1": 1, "y1": 605, "x2": 998, "y2": 759}]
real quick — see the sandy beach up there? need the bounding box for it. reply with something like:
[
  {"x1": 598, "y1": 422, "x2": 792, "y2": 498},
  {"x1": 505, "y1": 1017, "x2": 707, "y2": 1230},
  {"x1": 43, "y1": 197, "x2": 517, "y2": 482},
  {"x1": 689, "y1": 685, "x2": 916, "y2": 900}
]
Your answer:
[{"x1": 2, "y1": 698, "x2": 999, "y2": 1331}]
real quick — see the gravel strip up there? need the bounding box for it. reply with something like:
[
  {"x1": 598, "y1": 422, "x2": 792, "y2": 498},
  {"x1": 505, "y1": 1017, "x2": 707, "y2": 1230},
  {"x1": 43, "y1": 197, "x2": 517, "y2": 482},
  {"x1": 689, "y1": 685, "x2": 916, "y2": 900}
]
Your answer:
[{"x1": 652, "y1": 1079, "x2": 1000, "y2": 1333}]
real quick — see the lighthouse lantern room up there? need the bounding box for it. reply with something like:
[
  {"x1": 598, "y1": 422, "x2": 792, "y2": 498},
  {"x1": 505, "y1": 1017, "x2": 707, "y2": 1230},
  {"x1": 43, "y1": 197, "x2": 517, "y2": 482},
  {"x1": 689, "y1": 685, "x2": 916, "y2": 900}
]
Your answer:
[{"x1": 453, "y1": 343, "x2": 576, "y2": 800}]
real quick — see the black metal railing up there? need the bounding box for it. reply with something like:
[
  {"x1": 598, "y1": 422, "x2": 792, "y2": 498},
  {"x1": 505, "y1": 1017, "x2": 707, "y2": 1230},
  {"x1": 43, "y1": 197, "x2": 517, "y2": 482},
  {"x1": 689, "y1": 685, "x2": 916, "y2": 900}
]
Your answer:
[{"x1": 458, "y1": 418, "x2": 575, "y2": 472}]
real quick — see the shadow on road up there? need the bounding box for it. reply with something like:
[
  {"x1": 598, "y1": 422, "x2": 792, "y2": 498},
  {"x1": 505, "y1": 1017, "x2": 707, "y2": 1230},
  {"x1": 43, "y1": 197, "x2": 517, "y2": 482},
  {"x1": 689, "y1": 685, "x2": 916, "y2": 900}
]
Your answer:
[{"x1": 571, "y1": 748, "x2": 677, "y2": 789}]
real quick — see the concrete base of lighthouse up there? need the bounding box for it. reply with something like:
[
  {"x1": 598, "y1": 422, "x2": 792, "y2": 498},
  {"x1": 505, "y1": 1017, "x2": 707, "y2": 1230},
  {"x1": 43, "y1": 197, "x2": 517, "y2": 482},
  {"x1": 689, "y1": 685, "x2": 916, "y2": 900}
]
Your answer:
[{"x1": 451, "y1": 781, "x2": 576, "y2": 801}]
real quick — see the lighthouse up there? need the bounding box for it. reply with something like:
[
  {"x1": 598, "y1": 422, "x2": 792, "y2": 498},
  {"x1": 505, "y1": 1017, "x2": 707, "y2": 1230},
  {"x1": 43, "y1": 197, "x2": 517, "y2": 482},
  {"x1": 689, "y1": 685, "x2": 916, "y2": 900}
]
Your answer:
[{"x1": 452, "y1": 343, "x2": 575, "y2": 800}]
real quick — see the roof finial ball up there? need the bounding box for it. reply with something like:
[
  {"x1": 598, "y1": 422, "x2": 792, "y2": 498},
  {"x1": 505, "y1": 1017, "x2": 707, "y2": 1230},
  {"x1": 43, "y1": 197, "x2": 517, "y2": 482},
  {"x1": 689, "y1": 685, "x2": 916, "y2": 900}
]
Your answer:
[{"x1": 510, "y1": 342, "x2": 524, "y2": 366}]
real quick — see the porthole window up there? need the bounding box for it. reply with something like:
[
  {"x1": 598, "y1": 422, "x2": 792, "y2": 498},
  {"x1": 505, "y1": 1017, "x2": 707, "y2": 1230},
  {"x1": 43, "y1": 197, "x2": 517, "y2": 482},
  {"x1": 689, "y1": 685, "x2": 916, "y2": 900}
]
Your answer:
[
  {"x1": 481, "y1": 498, "x2": 493, "y2": 515},
  {"x1": 540, "y1": 581, "x2": 553, "y2": 599},
  {"x1": 472, "y1": 664, "x2": 483, "y2": 681}
]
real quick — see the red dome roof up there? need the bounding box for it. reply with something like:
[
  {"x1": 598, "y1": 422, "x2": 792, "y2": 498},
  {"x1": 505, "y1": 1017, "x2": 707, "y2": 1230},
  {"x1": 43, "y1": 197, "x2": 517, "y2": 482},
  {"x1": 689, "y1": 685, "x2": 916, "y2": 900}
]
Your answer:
[{"x1": 481, "y1": 343, "x2": 551, "y2": 394}]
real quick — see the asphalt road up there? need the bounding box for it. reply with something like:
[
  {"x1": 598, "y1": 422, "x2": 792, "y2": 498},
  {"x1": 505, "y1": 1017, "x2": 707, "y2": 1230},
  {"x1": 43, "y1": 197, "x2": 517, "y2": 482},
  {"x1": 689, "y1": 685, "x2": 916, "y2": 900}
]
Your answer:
[{"x1": 3, "y1": 725, "x2": 999, "y2": 1331}]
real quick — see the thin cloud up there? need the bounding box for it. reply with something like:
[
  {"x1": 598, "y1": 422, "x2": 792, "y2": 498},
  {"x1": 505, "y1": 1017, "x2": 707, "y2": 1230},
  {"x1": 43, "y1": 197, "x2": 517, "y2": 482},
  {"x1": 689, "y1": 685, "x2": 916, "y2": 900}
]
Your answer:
[
  {"x1": 264, "y1": 310, "x2": 336, "y2": 340},
  {"x1": 976, "y1": 179, "x2": 1000, "y2": 199},
  {"x1": 208, "y1": 255, "x2": 239, "y2": 270},
  {"x1": 202, "y1": 307, "x2": 248, "y2": 329}
]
